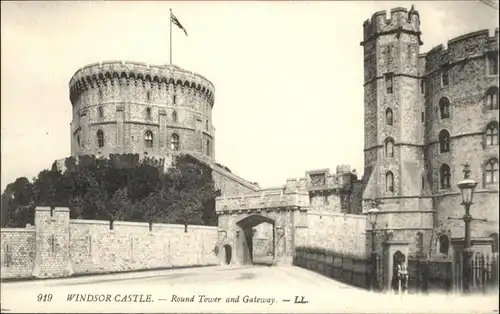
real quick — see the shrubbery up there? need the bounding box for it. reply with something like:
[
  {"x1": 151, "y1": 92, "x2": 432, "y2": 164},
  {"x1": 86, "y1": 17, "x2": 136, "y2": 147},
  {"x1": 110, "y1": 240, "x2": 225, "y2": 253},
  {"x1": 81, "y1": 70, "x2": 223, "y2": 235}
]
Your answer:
[{"x1": 1, "y1": 154, "x2": 220, "y2": 228}]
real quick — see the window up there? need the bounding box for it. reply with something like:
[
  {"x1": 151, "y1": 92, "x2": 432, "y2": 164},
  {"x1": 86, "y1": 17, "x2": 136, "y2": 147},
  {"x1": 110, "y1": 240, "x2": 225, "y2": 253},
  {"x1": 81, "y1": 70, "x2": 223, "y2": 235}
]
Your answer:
[
  {"x1": 385, "y1": 138, "x2": 394, "y2": 157},
  {"x1": 420, "y1": 80, "x2": 425, "y2": 94},
  {"x1": 441, "y1": 69, "x2": 449, "y2": 87},
  {"x1": 386, "y1": 108, "x2": 393, "y2": 125},
  {"x1": 440, "y1": 164, "x2": 451, "y2": 189},
  {"x1": 98, "y1": 106, "x2": 103, "y2": 118},
  {"x1": 407, "y1": 45, "x2": 412, "y2": 60},
  {"x1": 146, "y1": 90, "x2": 151, "y2": 101},
  {"x1": 170, "y1": 133, "x2": 180, "y2": 151},
  {"x1": 205, "y1": 120, "x2": 209, "y2": 130},
  {"x1": 385, "y1": 74, "x2": 393, "y2": 94},
  {"x1": 491, "y1": 233, "x2": 499, "y2": 253},
  {"x1": 173, "y1": 95, "x2": 177, "y2": 105},
  {"x1": 97, "y1": 130, "x2": 104, "y2": 148},
  {"x1": 485, "y1": 158, "x2": 499, "y2": 183},
  {"x1": 386, "y1": 171, "x2": 394, "y2": 192},
  {"x1": 387, "y1": 45, "x2": 392, "y2": 61},
  {"x1": 146, "y1": 107, "x2": 151, "y2": 119},
  {"x1": 486, "y1": 87, "x2": 499, "y2": 110},
  {"x1": 99, "y1": 89, "x2": 103, "y2": 100},
  {"x1": 488, "y1": 53, "x2": 498, "y2": 76},
  {"x1": 172, "y1": 111, "x2": 178, "y2": 123},
  {"x1": 439, "y1": 97, "x2": 450, "y2": 119},
  {"x1": 486, "y1": 121, "x2": 499, "y2": 146},
  {"x1": 439, "y1": 235, "x2": 449, "y2": 255},
  {"x1": 206, "y1": 139, "x2": 210, "y2": 156},
  {"x1": 144, "y1": 130, "x2": 153, "y2": 148},
  {"x1": 77, "y1": 135, "x2": 80, "y2": 147},
  {"x1": 439, "y1": 129, "x2": 450, "y2": 153},
  {"x1": 421, "y1": 112, "x2": 425, "y2": 123}
]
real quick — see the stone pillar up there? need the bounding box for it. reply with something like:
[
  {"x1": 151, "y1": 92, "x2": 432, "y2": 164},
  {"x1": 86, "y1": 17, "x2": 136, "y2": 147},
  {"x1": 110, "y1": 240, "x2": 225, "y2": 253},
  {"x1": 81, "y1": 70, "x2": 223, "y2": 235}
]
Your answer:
[
  {"x1": 159, "y1": 109, "x2": 167, "y2": 149},
  {"x1": 32, "y1": 207, "x2": 73, "y2": 278},
  {"x1": 80, "y1": 110, "x2": 89, "y2": 154},
  {"x1": 116, "y1": 104, "x2": 125, "y2": 152}
]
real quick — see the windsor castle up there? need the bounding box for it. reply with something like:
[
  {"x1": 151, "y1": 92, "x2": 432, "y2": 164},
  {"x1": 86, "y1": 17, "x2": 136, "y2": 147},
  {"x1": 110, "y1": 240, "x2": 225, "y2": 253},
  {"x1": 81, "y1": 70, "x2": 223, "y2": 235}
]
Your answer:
[{"x1": 56, "y1": 6, "x2": 499, "y2": 260}]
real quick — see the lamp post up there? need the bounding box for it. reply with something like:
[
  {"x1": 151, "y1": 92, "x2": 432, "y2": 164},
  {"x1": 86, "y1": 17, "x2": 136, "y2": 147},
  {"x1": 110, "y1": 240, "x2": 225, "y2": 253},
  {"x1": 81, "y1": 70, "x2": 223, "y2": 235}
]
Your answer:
[
  {"x1": 368, "y1": 202, "x2": 380, "y2": 291},
  {"x1": 456, "y1": 163, "x2": 478, "y2": 294}
]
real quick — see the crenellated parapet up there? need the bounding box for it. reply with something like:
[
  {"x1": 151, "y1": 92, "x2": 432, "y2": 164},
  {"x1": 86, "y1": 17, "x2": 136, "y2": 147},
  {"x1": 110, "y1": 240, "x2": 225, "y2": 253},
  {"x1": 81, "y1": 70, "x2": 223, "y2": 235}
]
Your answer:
[
  {"x1": 215, "y1": 189, "x2": 309, "y2": 214},
  {"x1": 361, "y1": 6, "x2": 422, "y2": 45},
  {"x1": 69, "y1": 61, "x2": 215, "y2": 107},
  {"x1": 424, "y1": 29, "x2": 499, "y2": 74}
]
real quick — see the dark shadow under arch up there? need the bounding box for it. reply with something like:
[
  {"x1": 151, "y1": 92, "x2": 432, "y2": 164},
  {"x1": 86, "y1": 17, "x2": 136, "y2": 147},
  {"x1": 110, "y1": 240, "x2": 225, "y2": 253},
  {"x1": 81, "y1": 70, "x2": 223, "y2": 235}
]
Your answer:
[{"x1": 236, "y1": 214, "x2": 276, "y2": 266}]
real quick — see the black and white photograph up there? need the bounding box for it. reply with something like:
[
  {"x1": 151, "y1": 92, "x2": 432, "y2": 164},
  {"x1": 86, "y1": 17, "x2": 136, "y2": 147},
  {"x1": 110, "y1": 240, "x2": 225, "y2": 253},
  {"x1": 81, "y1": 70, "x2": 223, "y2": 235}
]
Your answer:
[{"x1": 1, "y1": 1, "x2": 499, "y2": 313}]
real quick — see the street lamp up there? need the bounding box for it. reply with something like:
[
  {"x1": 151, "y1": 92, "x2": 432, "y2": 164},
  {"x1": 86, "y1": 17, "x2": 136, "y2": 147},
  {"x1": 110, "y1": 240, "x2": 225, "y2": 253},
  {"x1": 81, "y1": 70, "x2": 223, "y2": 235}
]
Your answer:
[
  {"x1": 456, "y1": 163, "x2": 478, "y2": 293},
  {"x1": 367, "y1": 202, "x2": 380, "y2": 291}
]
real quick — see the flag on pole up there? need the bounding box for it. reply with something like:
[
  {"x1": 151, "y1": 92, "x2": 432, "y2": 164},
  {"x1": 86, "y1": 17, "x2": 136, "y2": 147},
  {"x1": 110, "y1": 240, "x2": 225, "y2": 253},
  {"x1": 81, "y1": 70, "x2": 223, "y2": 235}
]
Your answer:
[{"x1": 171, "y1": 11, "x2": 188, "y2": 36}]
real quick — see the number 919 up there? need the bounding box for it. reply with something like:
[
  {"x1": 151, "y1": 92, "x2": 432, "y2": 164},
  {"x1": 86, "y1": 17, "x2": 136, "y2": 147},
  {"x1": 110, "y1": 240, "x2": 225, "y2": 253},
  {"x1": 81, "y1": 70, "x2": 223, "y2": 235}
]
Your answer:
[{"x1": 37, "y1": 293, "x2": 53, "y2": 302}]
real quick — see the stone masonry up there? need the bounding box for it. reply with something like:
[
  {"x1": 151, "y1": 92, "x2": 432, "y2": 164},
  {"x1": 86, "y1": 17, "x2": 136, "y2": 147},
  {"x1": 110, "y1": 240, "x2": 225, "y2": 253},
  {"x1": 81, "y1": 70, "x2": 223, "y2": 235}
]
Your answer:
[
  {"x1": 0, "y1": 207, "x2": 220, "y2": 280},
  {"x1": 360, "y1": 6, "x2": 499, "y2": 259}
]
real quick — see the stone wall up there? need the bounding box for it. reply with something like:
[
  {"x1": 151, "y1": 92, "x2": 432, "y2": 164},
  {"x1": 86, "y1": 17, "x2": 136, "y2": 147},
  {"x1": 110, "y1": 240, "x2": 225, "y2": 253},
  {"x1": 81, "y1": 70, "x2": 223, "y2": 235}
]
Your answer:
[
  {"x1": 0, "y1": 228, "x2": 36, "y2": 279},
  {"x1": 0, "y1": 207, "x2": 219, "y2": 280},
  {"x1": 295, "y1": 212, "x2": 368, "y2": 258}
]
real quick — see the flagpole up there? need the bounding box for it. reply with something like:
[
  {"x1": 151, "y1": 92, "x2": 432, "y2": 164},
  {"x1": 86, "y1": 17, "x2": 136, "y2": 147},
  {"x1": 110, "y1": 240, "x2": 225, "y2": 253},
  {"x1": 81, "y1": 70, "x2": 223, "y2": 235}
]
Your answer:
[{"x1": 169, "y1": 8, "x2": 173, "y2": 64}]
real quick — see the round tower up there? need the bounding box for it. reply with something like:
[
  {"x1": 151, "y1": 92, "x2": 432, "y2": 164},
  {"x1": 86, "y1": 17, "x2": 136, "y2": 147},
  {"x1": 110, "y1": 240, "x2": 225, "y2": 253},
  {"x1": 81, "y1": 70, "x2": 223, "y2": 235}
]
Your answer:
[{"x1": 68, "y1": 62, "x2": 215, "y2": 162}]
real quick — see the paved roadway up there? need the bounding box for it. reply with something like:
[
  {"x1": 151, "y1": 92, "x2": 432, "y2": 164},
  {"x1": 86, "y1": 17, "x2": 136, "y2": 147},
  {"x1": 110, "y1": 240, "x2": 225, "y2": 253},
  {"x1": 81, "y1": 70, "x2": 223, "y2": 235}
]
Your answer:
[{"x1": 1, "y1": 265, "x2": 498, "y2": 313}]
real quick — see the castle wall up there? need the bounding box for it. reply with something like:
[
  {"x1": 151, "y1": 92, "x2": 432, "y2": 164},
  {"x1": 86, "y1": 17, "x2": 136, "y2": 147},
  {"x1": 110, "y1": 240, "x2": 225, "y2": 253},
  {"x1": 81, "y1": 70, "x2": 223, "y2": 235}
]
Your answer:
[
  {"x1": 294, "y1": 212, "x2": 367, "y2": 258},
  {"x1": 0, "y1": 228, "x2": 36, "y2": 279},
  {"x1": 0, "y1": 207, "x2": 219, "y2": 280}
]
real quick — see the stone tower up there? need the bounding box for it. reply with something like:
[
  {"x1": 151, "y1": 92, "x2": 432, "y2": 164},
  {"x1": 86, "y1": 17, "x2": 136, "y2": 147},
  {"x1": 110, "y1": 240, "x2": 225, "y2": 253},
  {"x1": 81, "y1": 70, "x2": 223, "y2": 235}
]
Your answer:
[
  {"x1": 68, "y1": 62, "x2": 215, "y2": 163},
  {"x1": 361, "y1": 7, "x2": 433, "y2": 257}
]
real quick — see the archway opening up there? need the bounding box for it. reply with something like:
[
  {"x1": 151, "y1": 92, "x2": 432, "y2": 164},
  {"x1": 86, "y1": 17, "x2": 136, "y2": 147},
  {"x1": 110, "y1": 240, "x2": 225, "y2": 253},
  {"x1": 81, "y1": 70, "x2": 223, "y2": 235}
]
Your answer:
[
  {"x1": 223, "y1": 244, "x2": 232, "y2": 265},
  {"x1": 236, "y1": 214, "x2": 276, "y2": 266}
]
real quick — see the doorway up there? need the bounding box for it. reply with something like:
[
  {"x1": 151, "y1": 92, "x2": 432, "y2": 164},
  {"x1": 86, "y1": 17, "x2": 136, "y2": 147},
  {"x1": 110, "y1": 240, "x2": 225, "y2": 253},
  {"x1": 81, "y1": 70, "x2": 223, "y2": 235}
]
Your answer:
[{"x1": 223, "y1": 244, "x2": 232, "y2": 265}]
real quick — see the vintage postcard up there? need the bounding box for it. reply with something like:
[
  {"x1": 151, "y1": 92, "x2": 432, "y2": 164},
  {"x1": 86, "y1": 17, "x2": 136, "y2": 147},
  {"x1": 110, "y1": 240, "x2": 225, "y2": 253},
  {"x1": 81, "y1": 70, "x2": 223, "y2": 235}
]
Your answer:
[{"x1": 1, "y1": 1, "x2": 499, "y2": 313}]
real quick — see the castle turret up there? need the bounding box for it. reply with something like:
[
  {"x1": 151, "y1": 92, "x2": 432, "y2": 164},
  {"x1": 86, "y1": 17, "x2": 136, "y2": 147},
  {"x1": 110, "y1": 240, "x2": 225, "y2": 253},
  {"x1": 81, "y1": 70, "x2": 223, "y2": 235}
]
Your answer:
[{"x1": 361, "y1": 6, "x2": 433, "y2": 258}]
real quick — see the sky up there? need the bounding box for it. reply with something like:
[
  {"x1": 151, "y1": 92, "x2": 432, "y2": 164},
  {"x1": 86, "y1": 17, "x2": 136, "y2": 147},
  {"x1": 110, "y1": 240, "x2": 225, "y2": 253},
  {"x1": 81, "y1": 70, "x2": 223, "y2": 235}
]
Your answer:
[{"x1": 1, "y1": 1, "x2": 498, "y2": 191}]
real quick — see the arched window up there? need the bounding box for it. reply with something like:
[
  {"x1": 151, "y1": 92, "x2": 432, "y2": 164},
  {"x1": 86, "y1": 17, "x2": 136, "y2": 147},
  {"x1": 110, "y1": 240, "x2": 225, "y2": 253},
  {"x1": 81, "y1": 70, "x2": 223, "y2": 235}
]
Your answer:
[
  {"x1": 98, "y1": 89, "x2": 103, "y2": 100},
  {"x1": 172, "y1": 111, "x2": 178, "y2": 123},
  {"x1": 486, "y1": 121, "x2": 499, "y2": 146},
  {"x1": 98, "y1": 106, "x2": 104, "y2": 118},
  {"x1": 439, "y1": 129, "x2": 450, "y2": 153},
  {"x1": 485, "y1": 158, "x2": 499, "y2": 184},
  {"x1": 439, "y1": 235, "x2": 449, "y2": 255},
  {"x1": 440, "y1": 164, "x2": 451, "y2": 189},
  {"x1": 146, "y1": 107, "x2": 151, "y2": 119},
  {"x1": 144, "y1": 130, "x2": 153, "y2": 148},
  {"x1": 170, "y1": 133, "x2": 180, "y2": 151},
  {"x1": 486, "y1": 87, "x2": 499, "y2": 110},
  {"x1": 439, "y1": 97, "x2": 450, "y2": 119},
  {"x1": 173, "y1": 95, "x2": 177, "y2": 105},
  {"x1": 385, "y1": 138, "x2": 394, "y2": 157},
  {"x1": 146, "y1": 90, "x2": 151, "y2": 101},
  {"x1": 97, "y1": 130, "x2": 104, "y2": 148},
  {"x1": 386, "y1": 108, "x2": 393, "y2": 125},
  {"x1": 386, "y1": 171, "x2": 394, "y2": 192},
  {"x1": 206, "y1": 139, "x2": 210, "y2": 156}
]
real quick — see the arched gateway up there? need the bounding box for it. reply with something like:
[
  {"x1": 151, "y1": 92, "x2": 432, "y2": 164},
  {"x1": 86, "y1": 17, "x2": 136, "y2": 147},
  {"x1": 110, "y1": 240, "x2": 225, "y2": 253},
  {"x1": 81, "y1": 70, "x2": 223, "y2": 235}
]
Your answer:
[{"x1": 215, "y1": 190, "x2": 309, "y2": 266}]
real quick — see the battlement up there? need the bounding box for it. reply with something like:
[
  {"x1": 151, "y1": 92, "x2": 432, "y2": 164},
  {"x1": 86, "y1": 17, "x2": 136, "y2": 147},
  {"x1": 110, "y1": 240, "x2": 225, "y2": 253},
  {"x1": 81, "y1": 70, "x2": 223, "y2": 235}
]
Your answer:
[
  {"x1": 362, "y1": 6, "x2": 421, "y2": 43},
  {"x1": 424, "y1": 28, "x2": 499, "y2": 73},
  {"x1": 215, "y1": 190, "x2": 309, "y2": 213},
  {"x1": 68, "y1": 61, "x2": 215, "y2": 107}
]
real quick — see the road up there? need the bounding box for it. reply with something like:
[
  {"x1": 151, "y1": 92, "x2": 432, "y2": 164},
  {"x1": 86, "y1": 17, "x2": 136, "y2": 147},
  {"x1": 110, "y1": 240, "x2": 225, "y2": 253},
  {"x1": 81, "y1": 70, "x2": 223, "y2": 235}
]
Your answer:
[{"x1": 1, "y1": 265, "x2": 498, "y2": 313}]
